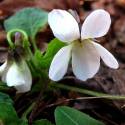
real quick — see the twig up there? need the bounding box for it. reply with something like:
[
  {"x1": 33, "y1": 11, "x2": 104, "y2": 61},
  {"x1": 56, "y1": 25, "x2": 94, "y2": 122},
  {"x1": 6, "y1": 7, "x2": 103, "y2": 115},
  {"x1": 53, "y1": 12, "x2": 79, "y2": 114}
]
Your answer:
[{"x1": 46, "y1": 96, "x2": 103, "y2": 108}]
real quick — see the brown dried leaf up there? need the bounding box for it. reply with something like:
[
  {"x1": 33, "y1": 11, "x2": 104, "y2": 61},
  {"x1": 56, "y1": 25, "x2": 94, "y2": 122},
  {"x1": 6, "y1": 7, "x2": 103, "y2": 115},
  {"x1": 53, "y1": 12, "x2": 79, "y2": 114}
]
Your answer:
[{"x1": 0, "y1": 0, "x2": 83, "y2": 19}]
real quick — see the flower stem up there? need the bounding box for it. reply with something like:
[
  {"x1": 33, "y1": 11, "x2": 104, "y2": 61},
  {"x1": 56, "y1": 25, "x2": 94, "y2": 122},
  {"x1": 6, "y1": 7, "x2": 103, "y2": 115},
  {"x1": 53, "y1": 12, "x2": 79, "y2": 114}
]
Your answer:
[
  {"x1": 22, "y1": 103, "x2": 35, "y2": 119},
  {"x1": 31, "y1": 37, "x2": 38, "y2": 52},
  {"x1": 50, "y1": 82, "x2": 125, "y2": 100}
]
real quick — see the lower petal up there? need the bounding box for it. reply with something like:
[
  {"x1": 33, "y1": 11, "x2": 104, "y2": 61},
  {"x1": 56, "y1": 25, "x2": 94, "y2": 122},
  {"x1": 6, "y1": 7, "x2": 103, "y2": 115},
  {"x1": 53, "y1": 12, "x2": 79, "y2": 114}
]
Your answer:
[
  {"x1": 72, "y1": 41, "x2": 100, "y2": 81},
  {"x1": 92, "y1": 42, "x2": 119, "y2": 69},
  {"x1": 49, "y1": 45, "x2": 72, "y2": 81}
]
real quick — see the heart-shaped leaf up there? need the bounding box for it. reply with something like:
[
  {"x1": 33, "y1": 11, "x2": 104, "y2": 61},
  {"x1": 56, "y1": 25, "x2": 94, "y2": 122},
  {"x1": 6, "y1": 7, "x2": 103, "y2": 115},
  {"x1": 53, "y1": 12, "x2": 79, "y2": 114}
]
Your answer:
[
  {"x1": 0, "y1": 92, "x2": 20, "y2": 125},
  {"x1": 4, "y1": 8, "x2": 48, "y2": 39}
]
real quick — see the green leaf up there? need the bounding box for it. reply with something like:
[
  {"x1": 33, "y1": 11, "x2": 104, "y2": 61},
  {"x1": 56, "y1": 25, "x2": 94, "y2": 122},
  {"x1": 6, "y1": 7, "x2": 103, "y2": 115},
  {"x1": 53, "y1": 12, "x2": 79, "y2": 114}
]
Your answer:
[
  {"x1": 0, "y1": 92, "x2": 13, "y2": 104},
  {"x1": 55, "y1": 106, "x2": 105, "y2": 125},
  {"x1": 0, "y1": 92, "x2": 20, "y2": 125},
  {"x1": 19, "y1": 118, "x2": 28, "y2": 125},
  {"x1": 40, "y1": 38, "x2": 66, "y2": 68},
  {"x1": 0, "y1": 82, "x2": 10, "y2": 92},
  {"x1": 0, "y1": 102, "x2": 19, "y2": 125},
  {"x1": 4, "y1": 7, "x2": 48, "y2": 39},
  {"x1": 33, "y1": 119, "x2": 53, "y2": 125}
]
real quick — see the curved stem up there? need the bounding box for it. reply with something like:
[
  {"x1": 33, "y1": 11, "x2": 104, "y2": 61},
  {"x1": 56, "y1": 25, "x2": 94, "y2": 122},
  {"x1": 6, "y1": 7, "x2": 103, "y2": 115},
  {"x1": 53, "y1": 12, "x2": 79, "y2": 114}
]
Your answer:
[
  {"x1": 22, "y1": 103, "x2": 35, "y2": 119},
  {"x1": 7, "y1": 29, "x2": 29, "y2": 49}
]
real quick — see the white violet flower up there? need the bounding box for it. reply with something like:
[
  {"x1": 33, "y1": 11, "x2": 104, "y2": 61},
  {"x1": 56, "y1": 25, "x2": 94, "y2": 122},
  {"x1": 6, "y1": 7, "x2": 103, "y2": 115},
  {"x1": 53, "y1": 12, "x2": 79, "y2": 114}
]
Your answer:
[
  {"x1": 48, "y1": 9, "x2": 119, "y2": 81},
  {"x1": 0, "y1": 60, "x2": 32, "y2": 93}
]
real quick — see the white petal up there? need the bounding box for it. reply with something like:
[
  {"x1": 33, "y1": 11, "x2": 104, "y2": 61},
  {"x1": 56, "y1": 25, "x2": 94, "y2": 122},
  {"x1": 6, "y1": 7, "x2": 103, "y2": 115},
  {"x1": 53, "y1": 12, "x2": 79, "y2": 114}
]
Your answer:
[
  {"x1": 48, "y1": 9, "x2": 80, "y2": 42},
  {"x1": 49, "y1": 45, "x2": 72, "y2": 81},
  {"x1": 72, "y1": 41, "x2": 100, "y2": 81},
  {"x1": 0, "y1": 60, "x2": 8, "y2": 75},
  {"x1": 92, "y1": 42, "x2": 119, "y2": 69},
  {"x1": 6, "y1": 61, "x2": 32, "y2": 92},
  {"x1": 81, "y1": 9, "x2": 111, "y2": 39}
]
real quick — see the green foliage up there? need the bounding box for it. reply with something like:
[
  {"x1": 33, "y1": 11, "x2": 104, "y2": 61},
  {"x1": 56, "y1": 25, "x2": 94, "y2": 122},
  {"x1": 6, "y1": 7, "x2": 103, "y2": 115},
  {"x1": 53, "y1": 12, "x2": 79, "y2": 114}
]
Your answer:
[
  {"x1": 0, "y1": 92, "x2": 20, "y2": 125},
  {"x1": 35, "y1": 38, "x2": 66, "y2": 69},
  {"x1": 4, "y1": 7, "x2": 48, "y2": 39},
  {"x1": 0, "y1": 92, "x2": 13, "y2": 104},
  {"x1": 0, "y1": 103, "x2": 19, "y2": 125},
  {"x1": 44, "y1": 38, "x2": 65, "y2": 58},
  {"x1": 33, "y1": 119, "x2": 53, "y2": 125},
  {"x1": 55, "y1": 106, "x2": 105, "y2": 125},
  {"x1": 18, "y1": 119, "x2": 53, "y2": 125},
  {"x1": 0, "y1": 82, "x2": 9, "y2": 92},
  {"x1": 19, "y1": 119, "x2": 28, "y2": 125},
  {"x1": 31, "y1": 38, "x2": 65, "y2": 71}
]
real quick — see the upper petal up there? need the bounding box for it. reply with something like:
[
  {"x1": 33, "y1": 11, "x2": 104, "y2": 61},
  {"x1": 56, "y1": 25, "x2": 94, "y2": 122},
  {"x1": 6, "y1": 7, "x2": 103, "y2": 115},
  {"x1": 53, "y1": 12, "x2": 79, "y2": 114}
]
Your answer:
[
  {"x1": 48, "y1": 9, "x2": 80, "y2": 42},
  {"x1": 81, "y1": 9, "x2": 111, "y2": 39},
  {"x1": 49, "y1": 45, "x2": 72, "y2": 81},
  {"x1": 72, "y1": 41, "x2": 100, "y2": 81},
  {"x1": 6, "y1": 61, "x2": 32, "y2": 92},
  {"x1": 92, "y1": 42, "x2": 119, "y2": 69}
]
